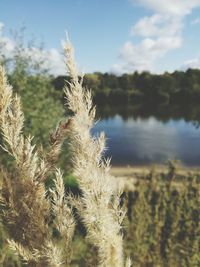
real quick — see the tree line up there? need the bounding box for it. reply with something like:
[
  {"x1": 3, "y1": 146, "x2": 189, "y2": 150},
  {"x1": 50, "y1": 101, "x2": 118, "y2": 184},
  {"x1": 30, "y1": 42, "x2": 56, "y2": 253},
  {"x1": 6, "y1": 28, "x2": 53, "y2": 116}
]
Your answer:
[{"x1": 53, "y1": 68, "x2": 200, "y2": 105}]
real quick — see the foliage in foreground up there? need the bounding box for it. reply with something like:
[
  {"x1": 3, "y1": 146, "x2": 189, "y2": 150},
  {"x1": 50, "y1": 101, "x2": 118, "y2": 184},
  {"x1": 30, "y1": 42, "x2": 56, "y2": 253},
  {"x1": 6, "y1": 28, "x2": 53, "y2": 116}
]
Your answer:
[{"x1": 0, "y1": 40, "x2": 128, "y2": 267}]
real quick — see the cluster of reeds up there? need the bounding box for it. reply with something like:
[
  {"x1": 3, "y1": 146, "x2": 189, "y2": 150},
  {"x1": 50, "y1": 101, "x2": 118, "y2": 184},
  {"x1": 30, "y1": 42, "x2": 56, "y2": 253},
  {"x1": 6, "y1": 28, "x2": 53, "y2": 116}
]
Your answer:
[{"x1": 0, "y1": 40, "x2": 130, "y2": 267}]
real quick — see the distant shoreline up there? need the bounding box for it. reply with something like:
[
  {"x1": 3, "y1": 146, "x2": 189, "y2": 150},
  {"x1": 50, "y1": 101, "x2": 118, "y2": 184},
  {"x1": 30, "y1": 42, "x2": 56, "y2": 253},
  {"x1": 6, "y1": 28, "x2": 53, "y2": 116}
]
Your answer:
[{"x1": 110, "y1": 164, "x2": 200, "y2": 178}]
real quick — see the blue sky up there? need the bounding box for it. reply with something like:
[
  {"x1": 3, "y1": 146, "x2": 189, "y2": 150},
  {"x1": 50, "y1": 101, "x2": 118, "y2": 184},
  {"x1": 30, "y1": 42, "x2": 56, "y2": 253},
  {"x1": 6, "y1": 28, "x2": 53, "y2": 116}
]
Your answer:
[{"x1": 0, "y1": 0, "x2": 200, "y2": 75}]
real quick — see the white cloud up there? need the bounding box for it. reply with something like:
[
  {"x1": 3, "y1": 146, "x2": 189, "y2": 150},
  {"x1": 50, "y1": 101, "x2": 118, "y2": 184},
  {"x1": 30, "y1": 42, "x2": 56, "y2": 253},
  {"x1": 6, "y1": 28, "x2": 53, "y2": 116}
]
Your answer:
[
  {"x1": 132, "y1": 0, "x2": 200, "y2": 16},
  {"x1": 191, "y1": 17, "x2": 200, "y2": 25},
  {"x1": 44, "y1": 48, "x2": 65, "y2": 75},
  {"x1": 112, "y1": 14, "x2": 182, "y2": 74},
  {"x1": 0, "y1": 22, "x2": 4, "y2": 31},
  {"x1": 112, "y1": 1, "x2": 200, "y2": 74},
  {"x1": 131, "y1": 14, "x2": 182, "y2": 37},
  {"x1": 0, "y1": 23, "x2": 15, "y2": 59},
  {"x1": 112, "y1": 35, "x2": 182, "y2": 74},
  {"x1": 183, "y1": 56, "x2": 200, "y2": 70},
  {"x1": 22, "y1": 46, "x2": 66, "y2": 75},
  {"x1": 0, "y1": 21, "x2": 65, "y2": 75}
]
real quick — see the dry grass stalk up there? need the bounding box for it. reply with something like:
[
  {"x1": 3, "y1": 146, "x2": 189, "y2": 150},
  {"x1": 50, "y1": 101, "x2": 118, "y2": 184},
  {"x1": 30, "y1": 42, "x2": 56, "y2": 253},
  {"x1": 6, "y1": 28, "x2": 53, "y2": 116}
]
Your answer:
[
  {"x1": 64, "y1": 40, "x2": 130, "y2": 267},
  {"x1": 0, "y1": 65, "x2": 75, "y2": 266},
  {"x1": 0, "y1": 38, "x2": 130, "y2": 267}
]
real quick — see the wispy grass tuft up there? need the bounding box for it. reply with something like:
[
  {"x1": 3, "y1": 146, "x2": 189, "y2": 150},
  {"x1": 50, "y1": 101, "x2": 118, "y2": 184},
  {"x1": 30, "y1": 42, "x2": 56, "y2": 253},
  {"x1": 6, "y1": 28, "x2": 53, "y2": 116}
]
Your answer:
[
  {"x1": 64, "y1": 40, "x2": 129, "y2": 267},
  {"x1": 0, "y1": 65, "x2": 75, "y2": 266},
  {"x1": 0, "y1": 38, "x2": 129, "y2": 267}
]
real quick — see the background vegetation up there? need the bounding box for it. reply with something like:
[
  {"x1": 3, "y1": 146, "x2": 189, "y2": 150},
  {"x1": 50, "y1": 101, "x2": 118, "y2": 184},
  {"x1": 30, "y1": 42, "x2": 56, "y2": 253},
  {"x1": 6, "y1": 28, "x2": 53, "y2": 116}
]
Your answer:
[
  {"x1": 54, "y1": 69, "x2": 200, "y2": 127},
  {"x1": 54, "y1": 69, "x2": 200, "y2": 105},
  {"x1": 1, "y1": 163, "x2": 200, "y2": 267}
]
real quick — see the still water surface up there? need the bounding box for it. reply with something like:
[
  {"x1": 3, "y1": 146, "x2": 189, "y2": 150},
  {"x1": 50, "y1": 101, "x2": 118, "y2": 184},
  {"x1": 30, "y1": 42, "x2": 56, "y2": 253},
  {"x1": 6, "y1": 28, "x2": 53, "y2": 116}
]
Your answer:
[{"x1": 92, "y1": 115, "x2": 200, "y2": 166}]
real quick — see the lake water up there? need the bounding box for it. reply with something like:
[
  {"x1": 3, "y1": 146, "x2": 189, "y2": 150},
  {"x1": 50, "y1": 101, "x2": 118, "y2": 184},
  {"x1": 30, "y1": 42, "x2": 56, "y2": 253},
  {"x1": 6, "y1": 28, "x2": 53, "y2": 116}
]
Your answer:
[{"x1": 92, "y1": 115, "x2": 200, "y2": 167}]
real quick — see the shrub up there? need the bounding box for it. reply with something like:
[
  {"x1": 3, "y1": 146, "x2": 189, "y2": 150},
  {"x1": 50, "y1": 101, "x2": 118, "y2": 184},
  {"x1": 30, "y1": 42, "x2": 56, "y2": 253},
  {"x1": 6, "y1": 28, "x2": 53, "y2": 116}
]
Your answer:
[{"x1": 126, "y1": 164, "x2": 200, "y2": 267}]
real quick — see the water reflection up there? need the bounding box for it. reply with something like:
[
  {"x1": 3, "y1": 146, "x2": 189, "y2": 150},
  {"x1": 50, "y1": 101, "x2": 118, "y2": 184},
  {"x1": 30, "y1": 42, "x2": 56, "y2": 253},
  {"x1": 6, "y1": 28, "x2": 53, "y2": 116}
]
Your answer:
[{"x1": 92, "y1": 104, "x2": 200, "y2": 166}]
